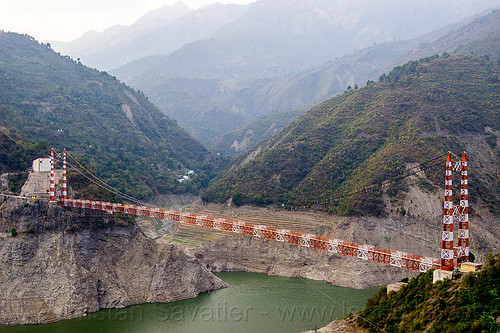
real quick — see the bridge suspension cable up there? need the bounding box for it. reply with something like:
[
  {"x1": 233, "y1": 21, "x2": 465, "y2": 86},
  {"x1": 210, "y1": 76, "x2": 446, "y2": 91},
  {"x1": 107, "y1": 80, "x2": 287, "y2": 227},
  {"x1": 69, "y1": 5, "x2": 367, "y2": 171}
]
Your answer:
[
  {"x1": 50, "y1": 148, "x2": 471, "y2": 274},
  {"x1": 63, "y1": 151, "x2": 152, "y2": 207},
  {"x1": 314, "y1": 153, "x2": 447, "y2": 205},
  {"x1": 59, "y1": 197, "x2": 441, "y2": 273},
  {"x1": 64, "y1": 150, "x2": 447, "y2": 211}
]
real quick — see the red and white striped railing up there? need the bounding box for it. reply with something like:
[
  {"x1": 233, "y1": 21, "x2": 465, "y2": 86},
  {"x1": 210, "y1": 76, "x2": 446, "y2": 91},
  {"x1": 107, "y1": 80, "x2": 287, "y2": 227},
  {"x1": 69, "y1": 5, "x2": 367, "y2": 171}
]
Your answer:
[{"x1": 59, "y1": 198, "x2": 440, "y2": 272}]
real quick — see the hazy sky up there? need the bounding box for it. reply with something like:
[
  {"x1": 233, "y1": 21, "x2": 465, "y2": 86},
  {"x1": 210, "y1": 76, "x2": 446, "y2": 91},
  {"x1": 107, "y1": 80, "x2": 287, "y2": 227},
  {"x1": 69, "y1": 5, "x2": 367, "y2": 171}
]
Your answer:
[{"x1": 0, "y1": 0, "x2": 255, "y2": 42}]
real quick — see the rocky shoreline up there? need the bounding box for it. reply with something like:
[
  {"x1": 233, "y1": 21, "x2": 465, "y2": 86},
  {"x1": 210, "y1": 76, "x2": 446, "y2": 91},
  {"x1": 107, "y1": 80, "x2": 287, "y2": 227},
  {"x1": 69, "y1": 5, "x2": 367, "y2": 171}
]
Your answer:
[
  {"x1": 189, "y1": 233, "x2": 414, "y2": 289},
  {"x1": 1, "y1": 193, "x2": 498, "y2": 326},
  {"x1": 303, "y1": 316, "x2": 367, "y2": 333},
  {"x1": 0, "y1": 198, "x2": 227, "y2": 325}
]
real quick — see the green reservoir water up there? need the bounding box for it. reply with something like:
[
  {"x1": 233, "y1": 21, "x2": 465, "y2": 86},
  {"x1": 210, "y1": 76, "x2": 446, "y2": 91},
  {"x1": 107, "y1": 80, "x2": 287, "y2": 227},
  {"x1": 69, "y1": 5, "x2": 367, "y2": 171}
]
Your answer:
[{"x1": 1, "y1": 272, "x2": 378, "y2": 333}]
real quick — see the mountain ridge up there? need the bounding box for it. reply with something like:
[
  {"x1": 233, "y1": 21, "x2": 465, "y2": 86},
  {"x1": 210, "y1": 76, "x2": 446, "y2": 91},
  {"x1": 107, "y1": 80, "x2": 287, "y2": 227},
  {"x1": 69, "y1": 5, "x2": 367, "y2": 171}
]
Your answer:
[
  {"x1": 50, "y1": 2, "x2": 249, "y2": 71},
  {"x1": 112, "y1": 2, "x2": 500, "y2": 145},
  {"x1": 202, "y1": 55, "x2": 500, "y2": 217},
  {"x1": 207, "y1": 8, "x2": 500, "y2": 155},
  {"x1": 0, "y1": 32, "x2": 223, "y2": 199}
]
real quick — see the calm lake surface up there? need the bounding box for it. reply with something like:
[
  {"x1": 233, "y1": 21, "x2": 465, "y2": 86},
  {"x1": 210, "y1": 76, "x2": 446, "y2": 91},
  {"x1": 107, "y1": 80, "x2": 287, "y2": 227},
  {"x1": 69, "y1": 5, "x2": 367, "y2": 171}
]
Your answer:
[{"x1": 1, "y1": 272, "x2": 378, "y2": 333}]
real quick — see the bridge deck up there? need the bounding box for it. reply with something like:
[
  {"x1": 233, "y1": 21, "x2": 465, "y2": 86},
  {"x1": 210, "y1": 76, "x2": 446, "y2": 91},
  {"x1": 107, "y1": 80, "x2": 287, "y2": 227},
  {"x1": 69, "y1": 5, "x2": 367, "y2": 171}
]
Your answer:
[
  {"x1": 58, "y1": 198, "x2": 440, "y2": 272},
  {"x1": 160, "y1": 207, "x2": 321, "y2": 247}
]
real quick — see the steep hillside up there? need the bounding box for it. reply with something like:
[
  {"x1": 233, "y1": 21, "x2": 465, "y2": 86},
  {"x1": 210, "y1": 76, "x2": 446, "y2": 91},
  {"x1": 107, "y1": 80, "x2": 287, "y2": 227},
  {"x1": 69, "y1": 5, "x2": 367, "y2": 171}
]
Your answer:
[
  {"x1": 311, "y1": 254, "x2": 500, "y2": 333},
  {"x1": 112, "y1": 1, "x2": 500, "y2": 143},
  {"x1": 240, "y1": 8, "x2": 500, "y2": 127},
  {"x1": 357, "y1": 254, "x2": 500, "y2": 332},
  {"x1": 0, "y1": 129, "x2": 49, "y2": 175},
  {"x1": 206, "y1": 9, "x2": 500, "y2": 153},
  {"x1": 202, "y1": 55, "x2": 500, "y2": 216},
  {"x1": 50, "y1": 3, "x2": 248, "y2": 71},
  {"x1": 0, "y1": 32, "x2": 223, "y2": 199},
  {"x1": 0, "y1": 129, "x2": 51, "y2": 194},
  {"x1": 117, "y1": 0, "x2": 499, "y2": 81}
]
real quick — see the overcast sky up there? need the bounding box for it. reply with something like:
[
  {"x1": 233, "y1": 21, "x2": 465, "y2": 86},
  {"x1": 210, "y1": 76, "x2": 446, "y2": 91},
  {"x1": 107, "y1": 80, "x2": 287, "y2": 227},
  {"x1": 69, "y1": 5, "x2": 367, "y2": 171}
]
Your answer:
[{"x1": 0, "y1": 0, "x2": 255, "y2": 42}]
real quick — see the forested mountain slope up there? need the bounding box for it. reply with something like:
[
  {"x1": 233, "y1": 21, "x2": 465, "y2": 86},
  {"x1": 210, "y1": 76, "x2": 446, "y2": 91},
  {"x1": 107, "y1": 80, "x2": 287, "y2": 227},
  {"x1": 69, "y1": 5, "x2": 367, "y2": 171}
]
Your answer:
[
  {"x1": 357, "y1": 254, "x2": 500, "y2": 332},
  {"x1": 0, "y1": 33, "x2": 223, "y2": 199},
  {"x1": 203, "y1": 55, "x2": 500, "y2": 216}
]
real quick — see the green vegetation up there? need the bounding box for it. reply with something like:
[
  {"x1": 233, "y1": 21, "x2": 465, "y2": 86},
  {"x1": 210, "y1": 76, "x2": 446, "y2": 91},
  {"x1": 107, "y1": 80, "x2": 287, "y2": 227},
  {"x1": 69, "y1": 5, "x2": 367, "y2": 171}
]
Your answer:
[
  {"x1": 66, "y1": 164, "x2": 124, "y2": 203},
  {"x1": 203, "y1": 55, "x2": 500, "y2": 215},
  {"x1": 7, "y1": 172, "x2": 28, "y2": 194},
  {"x1": 357, "y1": 254, "x2": 500, "y2": 332},
  {"x1": 0, "y1": 32, "x2": 225, "y2": 199},
  {"x1": 0, "y1": 130, "x2": 50, "y2": 193},
  {"x1": 63, "y1": 161, "x2": 136, "y2": 226},
  {"x1": 10, "y1": 227, "x2": 17, "y2": 237},
  {"x1": 0, "y1": 130, "x2": 50, "y2": 174}
]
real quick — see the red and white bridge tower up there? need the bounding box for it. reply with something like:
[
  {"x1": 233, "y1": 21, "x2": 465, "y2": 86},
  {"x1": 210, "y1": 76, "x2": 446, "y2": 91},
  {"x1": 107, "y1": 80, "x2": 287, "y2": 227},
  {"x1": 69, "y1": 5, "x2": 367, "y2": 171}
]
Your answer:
[{"x1": 439, "y1": 151, "x2": 470, "y2": 275}]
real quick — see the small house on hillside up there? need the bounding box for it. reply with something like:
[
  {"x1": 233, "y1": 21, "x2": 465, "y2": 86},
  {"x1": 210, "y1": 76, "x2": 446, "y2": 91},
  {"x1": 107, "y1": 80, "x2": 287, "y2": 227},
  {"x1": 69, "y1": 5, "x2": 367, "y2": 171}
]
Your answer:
[{"x1": 32, "y1": 158, "x2": 51, "y2": 172}]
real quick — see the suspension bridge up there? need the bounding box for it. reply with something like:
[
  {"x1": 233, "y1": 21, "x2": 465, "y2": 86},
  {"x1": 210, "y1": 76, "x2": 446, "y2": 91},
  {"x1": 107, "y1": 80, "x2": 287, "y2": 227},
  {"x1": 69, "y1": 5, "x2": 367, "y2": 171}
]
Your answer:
[{"x1": 17, "y1": 148, "x2": 472, "y2": 275}]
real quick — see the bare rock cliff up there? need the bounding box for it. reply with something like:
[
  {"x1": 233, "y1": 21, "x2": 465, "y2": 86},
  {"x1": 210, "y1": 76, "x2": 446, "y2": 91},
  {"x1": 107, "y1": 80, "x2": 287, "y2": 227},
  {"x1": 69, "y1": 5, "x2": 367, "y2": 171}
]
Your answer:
[
  {"x1": 189, "y1": 234, "x2": 414, "y2": 290},
  {"x1": 0, "y1": 198, "x2": 227, "y2": 325}
]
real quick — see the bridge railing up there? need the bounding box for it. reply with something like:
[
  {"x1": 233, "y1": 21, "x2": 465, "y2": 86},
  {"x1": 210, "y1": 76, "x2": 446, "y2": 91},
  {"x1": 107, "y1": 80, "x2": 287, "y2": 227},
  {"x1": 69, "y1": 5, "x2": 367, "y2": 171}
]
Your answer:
[{"x1": 59, "y1": 198, "x2": 440, "y2": 272}]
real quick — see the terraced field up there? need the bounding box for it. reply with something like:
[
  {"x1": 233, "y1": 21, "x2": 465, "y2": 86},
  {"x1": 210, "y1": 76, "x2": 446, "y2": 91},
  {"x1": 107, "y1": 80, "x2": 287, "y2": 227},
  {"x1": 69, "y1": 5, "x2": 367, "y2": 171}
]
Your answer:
[{"x1": 140, "y1": 204, "x2": 336, "y2": 247}]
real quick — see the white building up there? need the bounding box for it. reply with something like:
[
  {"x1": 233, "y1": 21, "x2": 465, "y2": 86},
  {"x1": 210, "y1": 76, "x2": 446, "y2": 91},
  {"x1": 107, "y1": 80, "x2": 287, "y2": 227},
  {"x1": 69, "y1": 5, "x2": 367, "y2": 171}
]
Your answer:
[{"x1": 32, "y1": 158, "x2": 51, "y2": 172}]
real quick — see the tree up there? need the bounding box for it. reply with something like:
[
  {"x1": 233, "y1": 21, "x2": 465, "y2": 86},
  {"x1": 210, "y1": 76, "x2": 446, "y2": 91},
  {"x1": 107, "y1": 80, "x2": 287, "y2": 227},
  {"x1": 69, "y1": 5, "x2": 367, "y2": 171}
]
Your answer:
[
  {"x1": 252, "y1": 194, "x2": 264, "y2": 205},
  {"x1": 232, "y1": 193, "x2": 244, "y2": 207}
]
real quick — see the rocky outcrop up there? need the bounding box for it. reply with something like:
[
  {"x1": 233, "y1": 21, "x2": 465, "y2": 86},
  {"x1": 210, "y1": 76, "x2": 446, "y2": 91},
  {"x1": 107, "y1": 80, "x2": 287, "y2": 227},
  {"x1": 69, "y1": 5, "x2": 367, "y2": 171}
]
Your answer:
[
  {"x1": 189, "y1": 206, "x2": 499, "y2": 289},
  {"x1": 0, "y1": 198, "x2": 227, "y2": 325},
  {"x1": 303, "y1": 316, "x2": 367, "y2": 333},
  {"x1": 189, "y1": 234, "x2": 416, "y2": 290}
]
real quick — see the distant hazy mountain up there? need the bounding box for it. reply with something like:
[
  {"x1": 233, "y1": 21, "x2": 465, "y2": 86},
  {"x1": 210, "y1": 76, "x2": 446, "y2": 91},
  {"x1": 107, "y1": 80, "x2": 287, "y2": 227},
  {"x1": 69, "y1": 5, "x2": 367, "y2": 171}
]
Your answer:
[
  {"x1": 113, "y1": 1, "x2": 500, "y2": 146},
  {"x1": 116, "y1": 0, "x2": 500, "y2": 81},
  {"x1": 0, "y1": 33, "x2": 223, "y2": 199},
  {"x1": 207, "y1": 9, "x2": 500, "y2": 156},
  {"x1": 50, "y1": 2, "x2": 249, "y2": 71}
]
